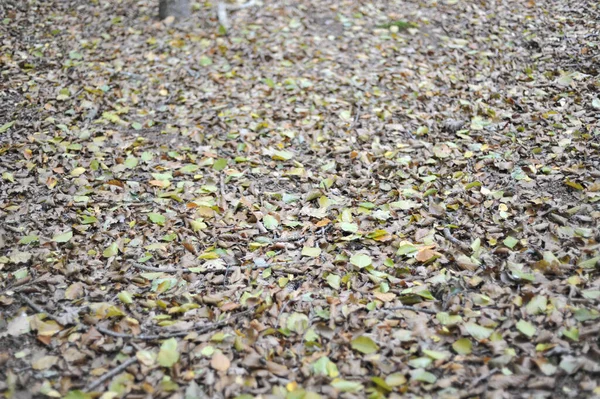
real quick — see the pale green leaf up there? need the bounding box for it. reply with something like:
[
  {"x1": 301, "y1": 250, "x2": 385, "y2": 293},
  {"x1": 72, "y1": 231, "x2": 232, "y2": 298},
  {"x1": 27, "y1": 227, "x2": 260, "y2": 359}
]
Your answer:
[
  {"x1": 326, "y1": 274, "x2": 341, "y2": 290},
  {"x1": 350, "y1": 335, "x2": 379, "y2": 354},
  {"x1": 157, "y1": 338, "x2": 180, "y2": 367},
  {"x1": 263, "y1": 215, "x2": 279, "y2": 230},
  {"x1": 19, "y1": 235, "x2": 39, "y2": 245},
  {"x1": 118, "y1": 291, "x2": 133, "y2": 304},
  {"x1": 464, "y1": 322, "x2": 493, "y2": 340},
  {"x1": 350, "y1": 253, "x2": 372, "y2": 268},
  {"x1": 148, "y1": 213, "x2": 166, "y2": 226},
  {"x1": 330, "y1": 379, "x2": 363, "y2": 393},
  {"x1": 53, "y1": 230, "x2": 73, "y2": 243},
  {"x1": 452, "y1": 338, "x2": 472, "y2": 355},
  {"x1": 103, "y1": 242, "x2": 119, "y2": 258},
  {"x1": 302, "y1": 246, "x2": 321, "y2": 257},
  {"x1": 516, "y1": 319, "x2": 536, "y2": 338}
]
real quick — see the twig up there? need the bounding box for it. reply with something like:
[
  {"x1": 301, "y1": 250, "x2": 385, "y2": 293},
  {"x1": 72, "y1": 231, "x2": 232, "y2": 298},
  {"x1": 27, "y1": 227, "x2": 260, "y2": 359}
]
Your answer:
[
  {"x1": 131, "y1": 262, "x2": 301, "y2": 275},
  {"x1": 383, "y1": 305, "x2": 438, "y2": 315},
  {"x1": 271, "y1": 234, "x2": 305, "y2": 243},
  {"x1": 0, "y1": 276, "x2": 32, "y2": 295},
  {"x1": 469, "y1": 368, "x2": 498, "y2": 389},
  {"x1": 131, "y1": 263, "x2": 179, "y2": 273},
  {"x1": 85, "y1": 356, "x2": 138, "y2": 392},
  {"x1": 219, "y1": 174, "x2": 227, "y2": 210},
  {"x1": 350, "y1": 104, "x2": 361, "y2": 130},
  {"x1": 443, "y1": 228, "x2": 471, "y2": 254},
  {"x1": 19, "y1": 294, "x2": 61, "y2": 322},
  {"x1": 97, "y1": 307, "x2": 254, "y2": 340},
  {"x1": 3, "y1": 224, "x2": 23, "y2": 233}
]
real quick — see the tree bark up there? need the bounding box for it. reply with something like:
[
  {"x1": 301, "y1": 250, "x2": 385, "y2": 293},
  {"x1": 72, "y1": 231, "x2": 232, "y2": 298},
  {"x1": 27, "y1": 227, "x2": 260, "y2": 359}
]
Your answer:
[{"x1": 159, "y1": 0, "x2": 190, "y2": 21}]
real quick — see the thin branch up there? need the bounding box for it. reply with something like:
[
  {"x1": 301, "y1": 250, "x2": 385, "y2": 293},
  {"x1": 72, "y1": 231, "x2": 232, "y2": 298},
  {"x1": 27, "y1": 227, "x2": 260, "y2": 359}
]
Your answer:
[
  {"x1": 0, "y1": 276, "x2": 32, "y2": 295},
  {"x1": 97, "y1": 307, "x2": 254, "y2": 340},
  {"x1": 131, "y1": 263, "x2": 179, "y2": 273},
  {"x1": 219, "y1": 174, "x2": 227, "y2": 210},
  {"x1": 19, "y1": 294, "x2": 61, "y2": 322},
  {"x1": 271, "y1": 234, "x2": 305, "y2": 243},
  {"x1": 85, "y1": 356, "x2": 138, "y2": 392},
  {"x1": 383, "y1": 305, "x2": 438, "y2": 315},
  {"x1": 443, "y1": 228, "x2": 471, "y2": 254}
]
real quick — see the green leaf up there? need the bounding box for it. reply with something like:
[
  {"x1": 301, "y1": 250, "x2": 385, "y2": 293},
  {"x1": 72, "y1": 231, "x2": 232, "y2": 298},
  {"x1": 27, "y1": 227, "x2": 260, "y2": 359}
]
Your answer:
[
  {"x1": 271, "y1": 150, "x2": 294, "y2": 161},
  {"x1": 578, "y1": 255, "x2": 599, "y2": 269},
  {"x1": 350, "y1": 253, "x2": 372, "y2": 268},
  {"x1": 573, "y1": 308, "x2": 600, "y2": 322},
  {"x1": 190, "y1": 219, "x2": 207, "y2": 232},
  {"x1": 53, "y1": 230, "x2": 73, "y2": 243},
  {"x1": 326, "y1": 274, "x2": 341, "y2": 290},
  {"x1": 118, "y1": 291, "x2": 133, "y2": 304},
  {"x1": 410, "y1": 369, "x2": 437, "y2": 384},
  {"x1": 157, "y1": 338, "x2": 180, "y2": 367},
  {"x1": 582, "y1": 290, "x2": 600, "y2": 300},
  {"x1": 385, "y1": 373, "x2": 407, "y2": 387},
  {"x1": 452, "y1": 338, "x2": 472, "y2": 355},
  {"x1": 199, "y1": 55, "x2": 213, "y2": 66},
  {"x1": 0, "y1": 121, "x2": 15, "y2": 133},
  {"x1": 436, "y1": 312, "x2": 462, "y2": 326},
  {"x1": 213, "y1": 158, "x2": 228, "y2": 171},
  {"x1": 562, "y1": 327, "x2": 579, "y2": 342},
  {"x1": 103, "y1": 242, "x2": 119, "y2": 258},
  {"x1": 19, "y1": 235, "x2": 39, "y2": 245},
  {"x1": 124, "y1": 156, "x2": 138, "y2": 169},
  {"x1": 301, "y1": 246, "x2": 321, "y2": 257},
  {"x1": 350, "y1": 335, "x2": 379, "y2": 354},
  {"x1": 63, "y1": 390, "x2": 91, "y2": 399},
  {"x1": 69, "y1": 51, "x2": 83, "y2": 60},
  {"x1": 464, "y1": 322, "x2": 493, "y2": 340},
  {"x1": 180, "y1": 164, "x2": 199, "y2": 174},
  {"x1": 503, "y1": 236, "x2": 519, "y2": 249},
  {"x1": 525, "y1": 296, "x2": 547, "y2": 315},
  {"x1": 286, "y1": 312, "x2": 309, "y2": 334},
  {"x1": 80, "y1": 215, "x2": 98, "y2": 225},
  {"x1": 339, "y1": 222, "x2": 358, "y2": 233},
  {"x1": 330, "y1": 379, "x2": 363, "y2": 393},
  {"x1": 565, "y1": 179, "x2": 584, "y2": 191},
  {"x1": 516, "y1": 319, "x2": 536, "y2": 338},
  {"x1": 339, "y1": 110, "x2": 352, "y2": 121},
  {"x1": 262, "y1": 215, "x2": 279, "y2": 230},
  {"x1": 312, "y1": 356, "x2": 339, "y2": 378},
  {"x1": 422, "y1": 349, "x2": 448, "y2": 360},
  {"x1": 408, "y1": 357, "x2": 432, "y2": 368},
  {"x1": 390, "y1": 200, "x2": 418, "y2": 210},
  {"x1": 371, "y1": 376, "x2": 392, "y2": 392},
  {"x1": 148, "y1": 213, "x2": 166, "y2": 226}
]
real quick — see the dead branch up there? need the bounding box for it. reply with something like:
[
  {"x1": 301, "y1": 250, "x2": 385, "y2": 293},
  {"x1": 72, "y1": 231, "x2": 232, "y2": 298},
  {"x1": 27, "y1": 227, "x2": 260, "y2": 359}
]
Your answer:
[
  {"x1": 97, "y1": 307, "x2": 255, "y2": 340},
  {"x1": 443, "y1": 228, "x2": 471, "y2": 254},
  {"x1": 131, "y1": 263, "x2": 179, "y2": 273},
  {"x1": 86, "y1": 356, "x2": 138, "y2": 392},
  {"x1": 19, "y1": 294, "x2": 61, "y2": 322},
  {"x1": 383, "y1": 305, "x2": 438, "y2": 315}
]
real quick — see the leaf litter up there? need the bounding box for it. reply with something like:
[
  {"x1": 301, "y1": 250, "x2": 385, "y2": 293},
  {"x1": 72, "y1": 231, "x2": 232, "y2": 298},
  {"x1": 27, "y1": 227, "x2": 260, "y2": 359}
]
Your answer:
[{"x1": 0, "y1": 0, "x2": 599, "y2": 398}]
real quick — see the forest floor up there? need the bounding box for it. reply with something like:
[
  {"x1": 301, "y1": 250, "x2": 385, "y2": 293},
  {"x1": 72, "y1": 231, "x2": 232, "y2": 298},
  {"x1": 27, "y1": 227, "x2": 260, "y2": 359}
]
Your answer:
[{"x1": 1, "y1": 0, "x2": 599, "y2": 398}]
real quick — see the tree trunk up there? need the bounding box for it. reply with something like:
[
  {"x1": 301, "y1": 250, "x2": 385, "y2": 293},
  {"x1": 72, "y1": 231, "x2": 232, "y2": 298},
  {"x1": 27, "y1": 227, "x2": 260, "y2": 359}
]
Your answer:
[{"x1": 159, "y1": 0, "x2": 190, "y2": 21}]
